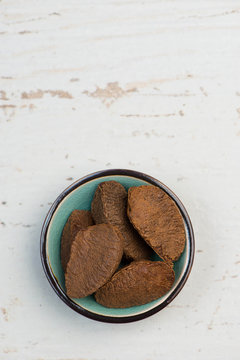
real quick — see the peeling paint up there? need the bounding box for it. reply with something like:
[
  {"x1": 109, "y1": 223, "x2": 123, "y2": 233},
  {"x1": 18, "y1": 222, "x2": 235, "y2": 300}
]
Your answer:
[
  {"x1": 200, "y1": 86, "x2": 208, "y2": 96},
  {"x1": 208, "y1": 301, "x2": 221, "y2": 330},
  {"x1": 18, "y1": 30, "x2": 38, "y2": 35},
  {"x1": 3, "y1": 347, "x2": 17, "y2": 353},
  {"x1": 83, "y1": 82, "x2": 136, "y2": 106},
  {"x1": 21, "y1": 90, "x2": 73, "y2": 99},
  {"x1": 1, "y1": 76, "x2": 13, "y2": 79},
  {"x1": 0, "y1": 104, "x2": 16, "y2": 108},
  {"x1": 49, "y1": 12, "x2": 61, "y2": 16},
  {"x1": 0, "y1": 90, "x2": 9, "y2": 100},
  {"x1": 21, "y1": 90, "x2": 44, "y2": 99},
  {"x1": 1, "y1": 307, "x2": 9, "y2": 322},
  {"x1": 121, "y1": 113, "x2": 175, "y2": 118},
  {"x1": 125, "y1": 75, "x2": 194, "y2": 91}
]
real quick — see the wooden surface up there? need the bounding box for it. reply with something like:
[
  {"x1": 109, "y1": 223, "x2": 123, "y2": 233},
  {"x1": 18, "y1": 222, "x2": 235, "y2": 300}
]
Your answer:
[{"x1": 0, "y1": 0, "x2": 240, "y2": 359}]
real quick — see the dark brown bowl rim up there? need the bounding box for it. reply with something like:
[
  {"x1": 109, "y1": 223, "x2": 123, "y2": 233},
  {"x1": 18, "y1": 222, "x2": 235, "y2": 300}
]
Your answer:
[{"x1": 40, "y1": 169, "x2": 195, "y2": 323}]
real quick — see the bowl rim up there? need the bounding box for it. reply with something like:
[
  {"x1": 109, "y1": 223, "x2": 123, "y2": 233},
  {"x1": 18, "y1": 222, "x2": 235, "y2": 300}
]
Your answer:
[{"x1": 40, "y1": 168, "x2": 195, "y2": 323}]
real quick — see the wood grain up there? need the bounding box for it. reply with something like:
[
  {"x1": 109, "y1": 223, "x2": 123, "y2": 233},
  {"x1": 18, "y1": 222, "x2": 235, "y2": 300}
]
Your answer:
[{"x1": 0, "y1": 0, "x2": 240, "y2": 359}]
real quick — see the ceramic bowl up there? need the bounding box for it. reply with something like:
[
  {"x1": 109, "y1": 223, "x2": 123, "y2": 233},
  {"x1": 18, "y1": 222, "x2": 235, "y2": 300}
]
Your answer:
[{"x1": 40, "y1": 169, "x2": 194, "y2": 323}]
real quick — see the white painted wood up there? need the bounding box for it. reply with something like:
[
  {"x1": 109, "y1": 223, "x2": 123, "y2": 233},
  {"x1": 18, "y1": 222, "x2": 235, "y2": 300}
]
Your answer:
[{"x1": 0, "y1": 0, "x2": 240, "y2": 359}]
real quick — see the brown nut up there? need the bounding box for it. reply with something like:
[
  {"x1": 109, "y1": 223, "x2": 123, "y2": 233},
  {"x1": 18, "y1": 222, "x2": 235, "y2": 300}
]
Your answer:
[
  {"x1": 95, "y1": 260, "x2": 175, "y2": 308},
  {"x1": 61, "y1": 210, "x2": 93, "y2": 271},
  {"x1": 65, "y1": 224, "x2": 123, "y2": 298},
  {"x1": 127, "y1": 185, "x2": 186, "y2": 262},
  {"x1": 91, "y1": 181, "x2": 152, "y2": 261}
]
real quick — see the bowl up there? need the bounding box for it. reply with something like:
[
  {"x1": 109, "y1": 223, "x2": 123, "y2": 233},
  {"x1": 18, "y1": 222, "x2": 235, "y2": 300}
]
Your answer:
[{"x1": 40, "y1": 169, "x2": 194, "y2": 323}]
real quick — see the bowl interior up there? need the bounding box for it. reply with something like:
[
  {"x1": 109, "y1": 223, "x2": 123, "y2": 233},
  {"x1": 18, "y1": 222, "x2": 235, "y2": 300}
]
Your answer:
[{"x1": 46, "y1": 175, "x2": 190, "y2": 318}]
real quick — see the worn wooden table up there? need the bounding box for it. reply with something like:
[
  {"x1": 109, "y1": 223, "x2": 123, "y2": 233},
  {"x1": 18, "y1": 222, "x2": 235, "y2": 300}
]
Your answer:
[{"x1": 0, "y1": 1, "x2": 240, "y2": 359}]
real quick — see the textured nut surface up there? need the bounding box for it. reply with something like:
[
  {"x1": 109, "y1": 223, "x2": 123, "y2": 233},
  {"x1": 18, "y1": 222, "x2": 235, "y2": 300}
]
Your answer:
[
  {"x1": 65, "y1": 224, "x2": 123, "y2": 298},
  {"x1": 128, "y1": 185, "x2": 186, "y2": 262},
  {"x1": 95, "y1": 260, "x2": 175, "y2": 308},
  {"x1": 91, "y1": 181, "x2": 152, "y2": 261},
  {"x1": 61, "y1": 210, "x2": 93, "y2": 271}
]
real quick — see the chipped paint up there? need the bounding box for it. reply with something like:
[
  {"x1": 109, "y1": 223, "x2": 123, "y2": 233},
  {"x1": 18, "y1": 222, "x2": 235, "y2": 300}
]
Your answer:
[
  {"x1": 21, "y1": 90, "x2": 73, "y2": 99},
  {"x1": 18, "y1": 30, "x2": 38, "y2": 35},
  {"x1": 1, "y1": 76, "x2": 13, "y2": 79},
  {"x1": 46, "y1": 90, "x2": 73, "y2": 99},
  {"x1": 125, "y1": 75, "x2": 194, "y2": 91},
  {"x1": 120, "y1": 113, "x2": 175, "y2": 118},
  {"x1": 1, "y1": 307, "x2": 9, "y2": 322},
  {"x1": 0, "y1": 104, "x2": 16, "y2": 119},
  {"x1": 0, "y1": 90, "x2": 9, "y2": 100},
  {"x1": 83, "y1": 82, "x2": 136, "y2": 106},
  {"x1": 70, "y1": 78, "x2": 80, "y2": 82},
  {"x1": 21, "y1": 90, "x2": 44, "y2": 99},
  {"x1": 200, "y1": 86, "x2": 208, "y2": 96},
  {"x1": 0, "y1": 104, "x2": 16, "y2": 109},
  {"x1": 3, "y1": 347, "x2": 17, "y2": 353},
  {"x1": 208, "y1": 302, "x2": 221, "y2": 330},
  {"x1": 49, "y1": 12, "x2": 61, "y2": 16}
]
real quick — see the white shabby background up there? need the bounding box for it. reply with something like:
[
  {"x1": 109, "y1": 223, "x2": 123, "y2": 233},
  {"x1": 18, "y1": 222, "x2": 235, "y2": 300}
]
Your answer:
[{"x1": 0, "y1": 0, "x2": 240, "y2": 359}]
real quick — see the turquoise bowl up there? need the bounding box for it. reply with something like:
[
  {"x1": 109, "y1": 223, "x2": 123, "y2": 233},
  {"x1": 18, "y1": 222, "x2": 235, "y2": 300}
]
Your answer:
[{"x1": 40, "y1": 169, "x2": 194, "y2": 323}]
